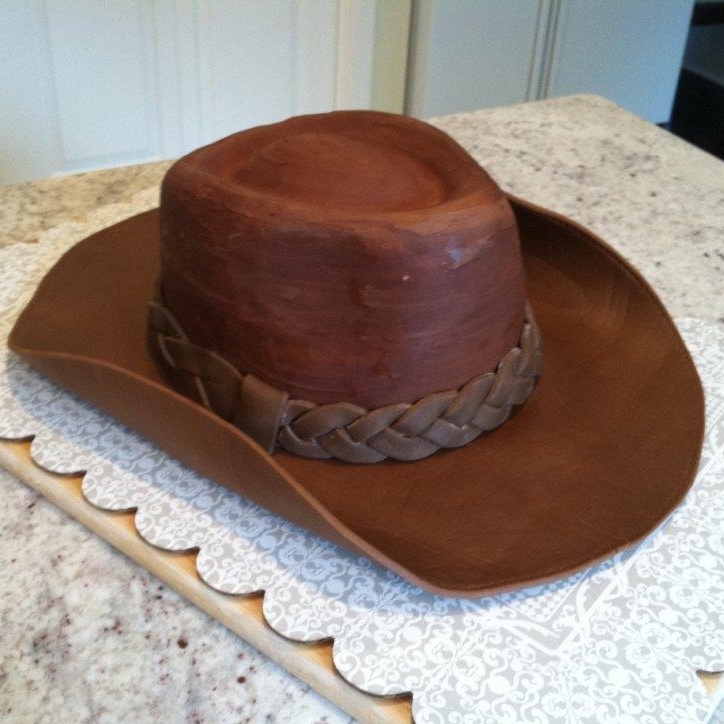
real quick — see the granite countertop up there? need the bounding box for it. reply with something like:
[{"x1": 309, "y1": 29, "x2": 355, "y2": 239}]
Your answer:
[{"x1": 1, "y1": 95, "x2": 722, "y2": 723}]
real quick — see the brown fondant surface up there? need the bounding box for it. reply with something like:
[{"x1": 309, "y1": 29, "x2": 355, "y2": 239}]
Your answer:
[
  {"x1": 9, "y1": 204, "x2": 704, "y2": 595},
  {"x1": 160, "y1": 111, "x2": 525, "y2": 407}
]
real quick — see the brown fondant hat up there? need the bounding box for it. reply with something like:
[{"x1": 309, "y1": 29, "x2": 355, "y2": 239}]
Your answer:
[{"x1": 9, "y1": 112, "x2": 704, "y2": 597}]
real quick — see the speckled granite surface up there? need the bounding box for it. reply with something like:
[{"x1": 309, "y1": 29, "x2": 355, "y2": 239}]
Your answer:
[
  {"x1": 0, "y1": 160, "x2": 171, "y2": 247},
  {"x1": 0, "y1": 95, "x2": 722, "y2": 723},
  {"x1": 0, "y1": 467, "x2": 350, "y2": 723}
]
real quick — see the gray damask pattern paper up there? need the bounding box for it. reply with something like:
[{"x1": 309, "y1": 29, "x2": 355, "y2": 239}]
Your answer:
[{"x1": 0, "y1": 195, "x2": 722, "y2": 723}]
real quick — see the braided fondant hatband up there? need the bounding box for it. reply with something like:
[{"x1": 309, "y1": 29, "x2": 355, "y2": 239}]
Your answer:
[{"x1": 148, "y1": 289, "x2": 542, "y2": 463}]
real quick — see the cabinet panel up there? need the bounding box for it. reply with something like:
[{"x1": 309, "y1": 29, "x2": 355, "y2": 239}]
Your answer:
[
  {"x1": 543, "y1": 0, "x2": 694, "y2": 123},
  {"x1": 406, "y1": 0, "x2": 551, "y2": 117},
  {"x1": 0, "y1": 1, "x2": 59, "y2": 182},
  {"x1": 197, "y1": 0, "x2": 296, "y2": 143},
  {"x1": 45, "y1": 0, "x2": 157, "y2": 171},
  {"x1": 1, "y1": 0, "x2": 381, "y2": 184},
  {"x1": 405, "y1": 0, "x2": 694, "y2": 124}
]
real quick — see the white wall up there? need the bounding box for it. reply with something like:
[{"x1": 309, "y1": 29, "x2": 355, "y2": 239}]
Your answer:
[
  {"x1": 0, "y1": 0, "x2": 398, "y2": 185},
  {"x1": 2, "y1": 0, "x2": 697, "y2": 184},
  {"x1": 406, "y1": 0, "x2": 695, "y2": 124},
  {"x1": 543, "y1": 0, "x2": 694, "y2": 123},
  {"x1": 406, "y1": 0, "x2": 552, "y2": 117}
]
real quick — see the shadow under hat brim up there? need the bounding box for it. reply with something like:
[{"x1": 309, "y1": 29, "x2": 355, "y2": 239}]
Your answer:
[{"x1": 8, "y1": 199, "x2": 704, "y2": 597}]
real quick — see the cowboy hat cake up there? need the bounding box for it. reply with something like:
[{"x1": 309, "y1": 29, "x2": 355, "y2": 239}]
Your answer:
[{"x1": 9, "y1": 111, "x2": 704, "y2": 596}]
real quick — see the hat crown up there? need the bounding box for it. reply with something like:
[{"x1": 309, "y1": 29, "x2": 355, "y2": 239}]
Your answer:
[
  {"x1": 159, "y1": 111, "x2": 526, "y2": 409},
  {"x1": 236, "y1": 131, "x2": 446, "y2": 213}
]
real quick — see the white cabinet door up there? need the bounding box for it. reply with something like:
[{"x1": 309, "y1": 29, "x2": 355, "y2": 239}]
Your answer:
[
  {"x1": 406, "y1": 0, "x2": 552, "y2": 118},
  {"x1": 543, "y1": 0, "x2": 694, "y2": 123},
  {"x1": 406, "y1": 0, "x2": 694, "y2": 124},
  {"x1": 0, "y1": 0, "x2": 395, "y2": 184}
]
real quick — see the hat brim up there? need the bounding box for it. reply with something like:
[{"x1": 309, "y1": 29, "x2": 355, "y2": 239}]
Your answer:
[{"x1": 8, "y1": 198, "x2": 704, "y2": 597}]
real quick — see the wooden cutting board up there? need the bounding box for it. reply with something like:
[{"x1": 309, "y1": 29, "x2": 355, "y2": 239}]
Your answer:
[{"x1": 0, "y1": 439, "x2": 412, "y2": 723}]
